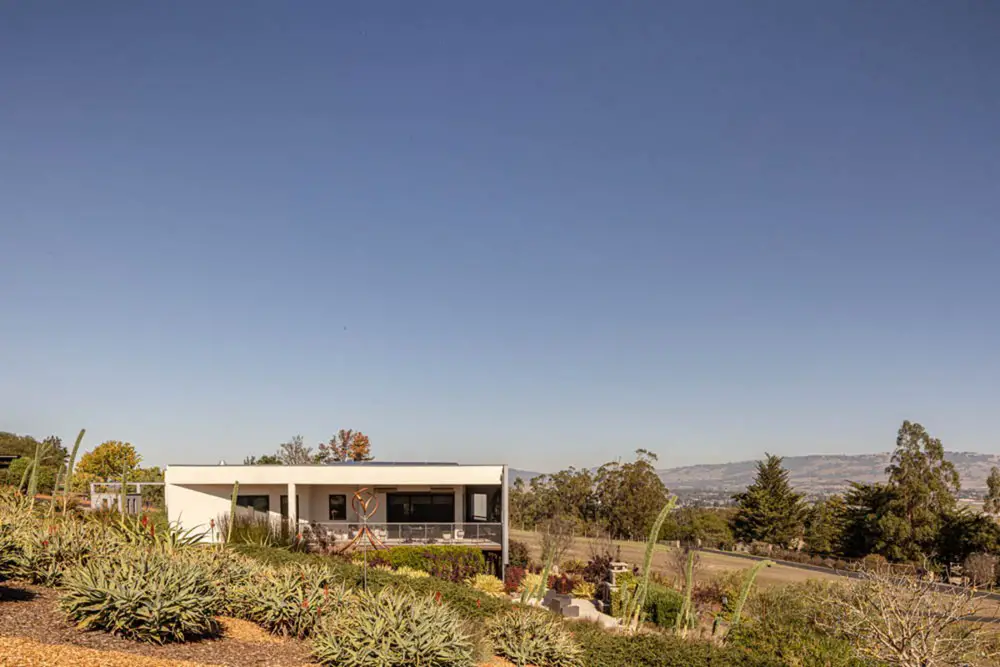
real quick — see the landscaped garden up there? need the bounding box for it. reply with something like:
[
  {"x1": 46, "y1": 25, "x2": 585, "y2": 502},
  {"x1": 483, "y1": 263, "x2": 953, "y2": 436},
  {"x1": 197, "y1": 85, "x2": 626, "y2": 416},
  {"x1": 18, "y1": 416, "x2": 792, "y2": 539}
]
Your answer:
[{"x1": 3, "y1": 485, "x2": 1000, "y2": 666}]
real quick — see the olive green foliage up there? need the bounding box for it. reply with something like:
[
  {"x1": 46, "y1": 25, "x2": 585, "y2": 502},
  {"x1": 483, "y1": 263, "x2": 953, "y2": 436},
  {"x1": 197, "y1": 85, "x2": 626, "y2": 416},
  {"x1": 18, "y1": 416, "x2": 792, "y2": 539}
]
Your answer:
[
  {"x1": 985, "y1": 466, "x2": 1000, "y2": 515},
  {"x1": 312, "y1": 588, "x2": 476, "y2": 667},
  {"x1": 216, "y1": 511, "x2": 300, "y2": 549},
  {"x1": 59, "y1": 550, "x2": 220, "y2": 644},
  {"x1": 487, "y1": 608, "x2": 583, "y2": 667},
  {"x1": 232, "y1": 565, "x2": 352, "y2": 638},
  {"x1": 0, "y1": 488, "x2": 32, "y2": 581},
  {"x1": 595, "y1": 450, "x2": 670, "y2": 541},
  {"x1": 726, "y1": 583, "x2": 873, "y2": 667},
  {"x1": 674, "y1": 549, "x2": 696, "y2": 634},
  {"x1": 660, "y1": 507, "x2": 736, "y2": 549},
  {"x1": 365, "y1": 545, "x2": 487, "y2": 582},
  {"x1": 568, "y1": 620, "x2": 784, "y2": 667},
  {"x1": 0, "y1": 432, "x2": 67, "y2": 494},
  {"x1": 571, "y1": 580, "x2": 596, "y2": 599},
  {"x1": 732, "y1": 454, "x2": 805, "y2": 548},
  {"x1": 730, "y1": 560, "x2": 773, "y2": 627},
  {"x1": 61, "y1": 428, "x2": 86, "y2": 511}
]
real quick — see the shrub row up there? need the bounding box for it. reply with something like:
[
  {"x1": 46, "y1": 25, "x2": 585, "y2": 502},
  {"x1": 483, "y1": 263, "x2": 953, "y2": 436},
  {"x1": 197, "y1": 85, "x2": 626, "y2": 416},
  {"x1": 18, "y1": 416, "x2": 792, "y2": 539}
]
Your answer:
[{"x1": 362, "y1": 545, "x2": 487, "y2": 582}]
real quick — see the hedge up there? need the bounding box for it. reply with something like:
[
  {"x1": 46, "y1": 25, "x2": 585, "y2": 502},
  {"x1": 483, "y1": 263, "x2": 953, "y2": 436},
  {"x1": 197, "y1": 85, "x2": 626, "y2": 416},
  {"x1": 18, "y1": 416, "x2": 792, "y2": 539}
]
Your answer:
[{"x1": 364, "y1": 545, "x2": 487, "y2": 582}]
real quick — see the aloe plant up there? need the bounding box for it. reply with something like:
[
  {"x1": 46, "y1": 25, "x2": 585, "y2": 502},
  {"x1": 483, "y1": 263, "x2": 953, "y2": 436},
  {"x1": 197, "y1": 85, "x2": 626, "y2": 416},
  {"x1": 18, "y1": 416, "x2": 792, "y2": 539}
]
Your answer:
[
  {"x1": 62, "y1": 428, "x2": 86, "y2": 513},
  {"x1": 623, "y1": 496, "x2": 677, "y2": 631}
]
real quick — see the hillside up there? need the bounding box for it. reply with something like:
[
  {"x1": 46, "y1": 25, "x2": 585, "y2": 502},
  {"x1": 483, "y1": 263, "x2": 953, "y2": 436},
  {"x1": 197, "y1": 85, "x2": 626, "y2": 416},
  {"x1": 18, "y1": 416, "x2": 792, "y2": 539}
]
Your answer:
[{"x1": 657, "y1": 451, "x2": 1000, "y2": 493}]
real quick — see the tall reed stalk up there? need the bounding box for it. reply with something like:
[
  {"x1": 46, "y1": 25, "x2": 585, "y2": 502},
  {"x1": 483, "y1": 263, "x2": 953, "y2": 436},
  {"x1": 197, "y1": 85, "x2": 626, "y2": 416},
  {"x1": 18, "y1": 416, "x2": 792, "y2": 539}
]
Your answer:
[
  {"x1": 62, "y1": 428, "x2": 86, "y2": 514},
  {"x1": 730, "y1": 559, "x2": 772, "y2": 627},
  {"x1": 227, "y1": 481, "x2": 240, "y2": 544},
  {"x1": 621, "y1": 497, "x2": 677, "y2": 631}
]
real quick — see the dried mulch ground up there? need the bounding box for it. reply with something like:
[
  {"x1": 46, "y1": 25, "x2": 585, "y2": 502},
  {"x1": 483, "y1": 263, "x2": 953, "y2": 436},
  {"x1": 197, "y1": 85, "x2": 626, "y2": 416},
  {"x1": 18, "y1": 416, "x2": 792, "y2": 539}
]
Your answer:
[
  {"x1": 0, "y1": 583, "x2": 314, "y2": 666},
  {"x1": 1, "y1": 582, "x2": 520, "y2": 667}
]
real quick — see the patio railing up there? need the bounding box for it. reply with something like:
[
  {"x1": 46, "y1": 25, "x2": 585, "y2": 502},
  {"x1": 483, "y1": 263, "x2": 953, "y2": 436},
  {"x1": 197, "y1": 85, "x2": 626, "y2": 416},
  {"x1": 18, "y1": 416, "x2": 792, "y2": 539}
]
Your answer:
[{"x1": 305, "y1": 521, "x2": 503, "y2": 546}]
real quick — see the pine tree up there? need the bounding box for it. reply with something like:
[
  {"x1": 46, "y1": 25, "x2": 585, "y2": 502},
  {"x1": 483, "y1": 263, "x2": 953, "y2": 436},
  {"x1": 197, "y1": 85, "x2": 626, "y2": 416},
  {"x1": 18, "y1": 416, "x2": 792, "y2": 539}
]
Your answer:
[
  {"x1": 803, "y1": 495, "x2": 846, "y2": 555},
  {"x1": 732, "y1": 453, "x2": 805, "y2": 548}
]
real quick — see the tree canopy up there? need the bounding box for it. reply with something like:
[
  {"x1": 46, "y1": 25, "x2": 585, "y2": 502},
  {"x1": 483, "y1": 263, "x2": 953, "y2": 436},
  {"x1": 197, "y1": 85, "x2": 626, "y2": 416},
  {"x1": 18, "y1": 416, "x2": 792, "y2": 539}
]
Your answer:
[
  {"x1": 316, "y1": 430, "x2": 373, "y2": 463},
  {"x1": 732, "y1": 453, "x2": 805, "y2": 548}
]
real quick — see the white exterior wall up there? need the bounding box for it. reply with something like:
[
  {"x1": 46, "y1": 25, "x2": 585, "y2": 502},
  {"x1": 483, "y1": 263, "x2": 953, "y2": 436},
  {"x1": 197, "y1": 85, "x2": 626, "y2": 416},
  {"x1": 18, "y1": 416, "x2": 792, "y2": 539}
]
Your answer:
[{"x1": 164, "y1": 465, "x2": 506, "y2": 549}]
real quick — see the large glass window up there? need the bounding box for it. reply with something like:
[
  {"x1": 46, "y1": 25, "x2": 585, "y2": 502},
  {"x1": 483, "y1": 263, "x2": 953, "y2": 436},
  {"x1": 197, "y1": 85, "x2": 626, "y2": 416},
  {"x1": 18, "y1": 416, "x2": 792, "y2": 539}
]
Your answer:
[
  {"x1": 236, "y1": 495, "x2": 269, "y2": 513},
  {"x1": 387, "y1": 493, "x2": 454, "y2": 523},
  {"x1": 329, "y1": 494, "x2": 347, "y2": 520},
  {"x1": 464, "y1": 486, "x2": 501, "y2": 522}
]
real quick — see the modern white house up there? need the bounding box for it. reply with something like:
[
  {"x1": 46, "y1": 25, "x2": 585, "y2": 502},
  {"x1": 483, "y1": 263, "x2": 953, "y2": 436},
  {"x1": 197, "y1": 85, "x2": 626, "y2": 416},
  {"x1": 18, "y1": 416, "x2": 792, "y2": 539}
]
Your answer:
[{"x1": 164, "y1": 461, "x2": 509, "y2": 573}]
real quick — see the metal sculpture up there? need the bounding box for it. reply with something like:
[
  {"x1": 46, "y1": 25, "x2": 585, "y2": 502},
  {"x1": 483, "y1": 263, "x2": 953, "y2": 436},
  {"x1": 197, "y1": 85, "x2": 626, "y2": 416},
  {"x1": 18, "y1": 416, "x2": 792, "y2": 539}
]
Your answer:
[{"x1": 337, "y1": 487, "x2": 386, "y2": 591}]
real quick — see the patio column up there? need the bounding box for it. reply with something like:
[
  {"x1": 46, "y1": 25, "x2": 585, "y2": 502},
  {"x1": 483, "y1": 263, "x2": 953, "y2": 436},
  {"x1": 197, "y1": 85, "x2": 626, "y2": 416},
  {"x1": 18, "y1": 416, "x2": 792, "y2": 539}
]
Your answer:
[{"x1": 287, "y1": 482, "x2": 297, "y2": 526}]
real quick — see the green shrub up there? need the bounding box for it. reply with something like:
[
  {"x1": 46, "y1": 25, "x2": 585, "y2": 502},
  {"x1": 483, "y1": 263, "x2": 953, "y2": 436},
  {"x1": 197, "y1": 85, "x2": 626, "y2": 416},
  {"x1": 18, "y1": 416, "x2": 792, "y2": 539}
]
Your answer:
[
  {"x1": 312, "y1": 587, "x2": 476, "y2": 667},
  {"x1": 487, "y1": 608, "x2": 584, "y2": 667},
  {"x1": 59, "y1": 549, "x2": 220, "y2": 644},
  {"x1": 16, "y1": 519, "x2": 116, "y2": 587},
  {"x1": 467, "y1": 573, "x2": 505, "y2": 596},
  {"x1": 725, "y1": 582, "x2": 867, "y2": 667},
  {"x1": 236, "y1": 546, "x2": 510, "y2": 620},
  {"x1": 568, "y1": 620, "x2": 784, "y2": 667},
  {"x1": 644, "y1": 583, "x2": 683, "y2": 628},
  {"x1": 231, "y1": 564, "x2": 352, "y2": 638},
  {"x1": 560, "y1": 558, "x2": 586, "y2": 574},
  {"x1": 509, "y1": 539, "x2": 530, "y2": 568},
  {"x1": 216, "y1": 512, "x2": 302, "y2": 549},
  {"x1": 365, "y1": 546, "x2": 487, "y2": 582}
]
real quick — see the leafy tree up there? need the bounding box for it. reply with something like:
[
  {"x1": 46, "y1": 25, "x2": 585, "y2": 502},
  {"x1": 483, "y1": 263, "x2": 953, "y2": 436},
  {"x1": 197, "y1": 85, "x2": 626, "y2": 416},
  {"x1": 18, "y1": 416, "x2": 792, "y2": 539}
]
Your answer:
[
  {"x1": 74, "y1": 441, "x2": 141, "y2": 482},
  {"x1": 243, "y1": 453, "x2": 283, "y2": 465},
  {"x1": 883, "y1": 420, "x2": 960, "y2": 560},
  {"x1": 276, "y1": 435, "x2": 314, "y2": 465},
  {"x1": 71, "y1": 440, "x2": 141, "y2": 493},
  {"x1": 0, "y1": 432, "x2": 66, "y2": 493},
  {"x1": 731, "y1": 454, "x2": 805, "y2": 548},
  {"x1": 595, "y1": 449, "x2": 669, "y2": 540},
  {"x1": 984, "y1": 466, "x2": 1000, "y2": 515},
  {"x1": 316, "y1": 429, "x2": 373, "y2": 463},
  {"x1": 840, "y1": 482, "x2": 900, "y2": 559},
  {"x1": 802, "y1": 495, "x2": 846, "y2": 555},
  {"x1": 935, "y1": 508, "x2": 1000, "y2": 568},
  {"x1": 660, "y1": 507, "x2": 735, "y2": 549}
]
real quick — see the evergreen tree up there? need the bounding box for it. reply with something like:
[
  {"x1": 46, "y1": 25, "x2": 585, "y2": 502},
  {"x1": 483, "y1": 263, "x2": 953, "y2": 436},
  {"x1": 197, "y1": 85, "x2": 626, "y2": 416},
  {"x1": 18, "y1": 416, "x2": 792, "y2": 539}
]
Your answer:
[
  {"x1": 884, "y1": 420, "x2": 960, "y2": 560},
  {"x1": 731, "y1": 453, "x2": 805, "y2": 548},
  {"x1": 803, "y1": 495, "x2": 846, "y2": 555},
  {"x1": 595, "y1": 449, "x2": 669, "y2": 540},
  {"x1": 984, "y1": 467, "x2": 1000, "y2": 515}
]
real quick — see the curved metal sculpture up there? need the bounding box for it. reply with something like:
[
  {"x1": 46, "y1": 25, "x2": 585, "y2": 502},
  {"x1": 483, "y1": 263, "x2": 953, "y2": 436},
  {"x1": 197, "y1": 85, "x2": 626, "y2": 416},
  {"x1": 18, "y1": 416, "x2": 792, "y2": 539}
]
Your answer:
[{"x1": 337, "y1": 487, "x2": 387, "y2": 553}]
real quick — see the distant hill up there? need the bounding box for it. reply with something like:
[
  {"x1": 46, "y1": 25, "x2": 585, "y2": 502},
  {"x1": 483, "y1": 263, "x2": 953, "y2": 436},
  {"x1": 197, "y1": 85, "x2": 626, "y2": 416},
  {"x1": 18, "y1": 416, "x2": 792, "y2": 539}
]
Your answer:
[
  {"x1": 509, "y1": 468, "x2": 544, "y2": 484},
  {"x1": 657, "y1": 452, "x2": 1000, "y2": 494}
]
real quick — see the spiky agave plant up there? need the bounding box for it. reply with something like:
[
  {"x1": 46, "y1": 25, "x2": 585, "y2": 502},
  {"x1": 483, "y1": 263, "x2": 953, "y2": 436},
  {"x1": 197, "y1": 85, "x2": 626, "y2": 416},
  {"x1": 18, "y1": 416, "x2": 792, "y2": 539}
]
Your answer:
[
  {"x1": 487, "y1": 607, "x2": 584, "y2": 667},
  {"x1": 312, "y1": 588, "x2": 476, "y2": 667},
  {"x1": 623, "y1": 496, "x2": 677, "y2": 632},
  {"x1": 62, "y1": 428, "x2": 86, "y2": 514}
]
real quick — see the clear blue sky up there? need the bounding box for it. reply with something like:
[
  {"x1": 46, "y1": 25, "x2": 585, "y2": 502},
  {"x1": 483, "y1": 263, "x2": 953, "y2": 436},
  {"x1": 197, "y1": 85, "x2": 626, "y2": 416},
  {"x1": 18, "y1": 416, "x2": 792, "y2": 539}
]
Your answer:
[{"x1": 2, "y1": 2, "x2": 998, "y2": 472}]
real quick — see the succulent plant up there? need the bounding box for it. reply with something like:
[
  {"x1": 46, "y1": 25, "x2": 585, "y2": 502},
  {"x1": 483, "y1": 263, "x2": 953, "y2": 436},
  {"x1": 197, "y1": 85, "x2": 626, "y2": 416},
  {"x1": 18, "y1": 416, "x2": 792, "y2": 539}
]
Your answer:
[{"x1": 487, "y1": 608, "x2": 583, "y2": 667}]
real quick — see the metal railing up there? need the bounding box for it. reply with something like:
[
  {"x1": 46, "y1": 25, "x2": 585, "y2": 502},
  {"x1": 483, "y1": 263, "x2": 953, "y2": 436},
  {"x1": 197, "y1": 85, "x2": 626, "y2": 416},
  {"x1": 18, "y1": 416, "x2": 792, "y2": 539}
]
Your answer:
[{"x1": 306, "y1": 522, "x2": 503, "y2": 545}]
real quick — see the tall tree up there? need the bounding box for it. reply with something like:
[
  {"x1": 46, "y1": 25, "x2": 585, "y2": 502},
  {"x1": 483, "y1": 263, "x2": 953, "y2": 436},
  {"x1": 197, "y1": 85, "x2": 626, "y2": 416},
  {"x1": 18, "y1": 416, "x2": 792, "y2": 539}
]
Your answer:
[
  {"x1": 244, "y1": 453, "x2": 283, "y2": 465},
  {"x1": 316, "y1": 430, "x2": 373, "y2": 463},
  {"x1": 595, "y1": 449, "x2": 669, "y2": 540},
  {"x1": 984, "y1": 467, "x2": 1000, "y2": 514},
  {"x1": 802, "y1": 495, "x2": 846, "y2": 555},
  {"x1": 0, "y1": 432, "x2": 67, "y2": 493},
  {"x1": 72, "y1": 440, "x2": 140, "y2": 489},
  {"x1": 884, "y1": 420, "x2": 960, "y2": 559},
  {"x1": 277, "y1": 435, "x2": 314, "y2": 465},
  {"x1": 732, "y1": 453, "x2": 805, "y2": 548}
]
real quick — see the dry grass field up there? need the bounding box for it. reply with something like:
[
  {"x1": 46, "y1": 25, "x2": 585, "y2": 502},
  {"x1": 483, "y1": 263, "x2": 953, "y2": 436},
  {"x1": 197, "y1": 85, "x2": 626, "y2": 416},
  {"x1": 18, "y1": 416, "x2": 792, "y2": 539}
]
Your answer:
[{"x1": 513, "y1": 528, "x2": 851, "y2": 588}]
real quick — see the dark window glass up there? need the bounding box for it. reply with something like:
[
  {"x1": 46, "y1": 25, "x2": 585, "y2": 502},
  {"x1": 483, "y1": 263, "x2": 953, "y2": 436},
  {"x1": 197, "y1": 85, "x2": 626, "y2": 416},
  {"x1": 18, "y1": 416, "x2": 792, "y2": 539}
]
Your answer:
[
  {"x1": 465, "y1": 486, "x2": 502, "y2": 522},
  {"x1": 236, "y1": 495, "x2": 269, "y2": 513},
  {"x1": 386, "y1": 493, "x2": 454, "y2": 523},
  {"x1": 329, "y1": 495, "x2": 347, "y2": 520}
]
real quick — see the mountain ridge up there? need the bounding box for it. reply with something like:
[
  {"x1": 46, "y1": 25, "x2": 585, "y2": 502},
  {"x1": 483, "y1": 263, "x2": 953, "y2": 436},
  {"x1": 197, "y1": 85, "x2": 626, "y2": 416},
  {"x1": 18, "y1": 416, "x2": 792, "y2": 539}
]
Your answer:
[{"x1": 513, "y1": 451, "x2": 1000, "y2": 493}]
